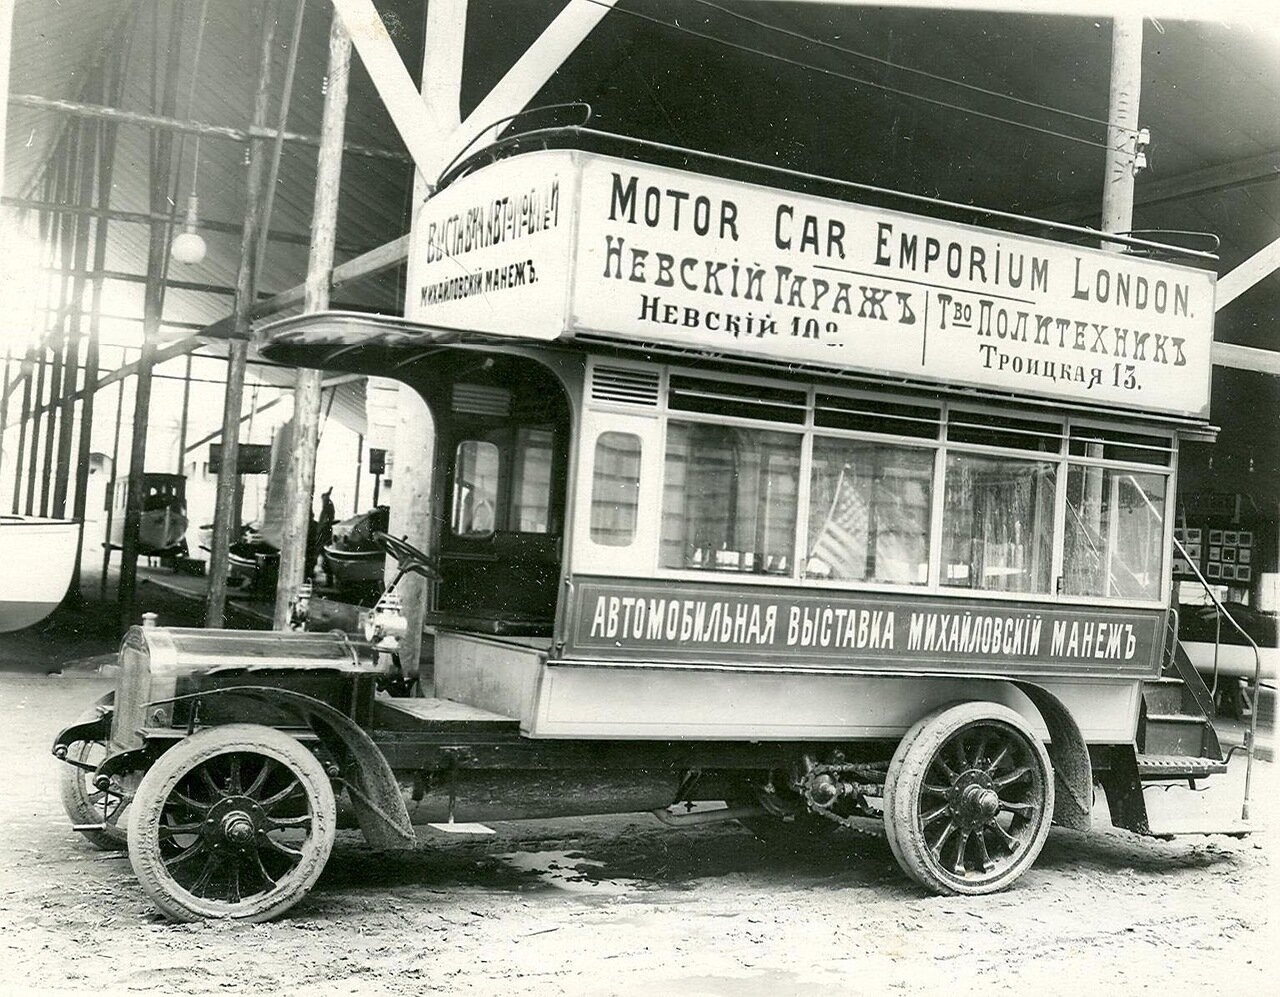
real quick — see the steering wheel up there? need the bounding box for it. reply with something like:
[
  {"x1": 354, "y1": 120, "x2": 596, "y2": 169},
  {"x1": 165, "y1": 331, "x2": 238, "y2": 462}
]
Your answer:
[{"x1": 373, "y1": 532, "x2": 443, "y2": 582}]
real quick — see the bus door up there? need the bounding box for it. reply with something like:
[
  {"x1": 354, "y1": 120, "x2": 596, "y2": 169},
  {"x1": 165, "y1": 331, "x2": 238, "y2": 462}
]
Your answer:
[{"x1": 432, "y1": 356, "x2": 570, "y2": 636}]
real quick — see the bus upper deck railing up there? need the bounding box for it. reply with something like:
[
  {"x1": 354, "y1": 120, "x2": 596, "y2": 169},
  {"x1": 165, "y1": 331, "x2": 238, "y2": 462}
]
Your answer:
[{"x1": 435, "y1": 114, "x2": 1220, "y2": 266}]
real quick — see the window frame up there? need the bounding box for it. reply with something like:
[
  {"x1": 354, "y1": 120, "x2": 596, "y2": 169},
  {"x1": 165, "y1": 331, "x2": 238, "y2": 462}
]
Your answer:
[{"x1": 573, "y1": 360, "x2": 1176, "y2": 608}]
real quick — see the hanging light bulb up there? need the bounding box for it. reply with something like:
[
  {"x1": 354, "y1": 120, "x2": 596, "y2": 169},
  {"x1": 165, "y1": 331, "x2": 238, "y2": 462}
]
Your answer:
[{"x1": 170, "y1": 191, "x2": 207, "y2": 264}]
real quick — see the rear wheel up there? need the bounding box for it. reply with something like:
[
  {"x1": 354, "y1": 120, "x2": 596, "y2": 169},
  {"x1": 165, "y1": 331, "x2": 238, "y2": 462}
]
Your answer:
[
  {"x1": 127, "y1": 724, "x2": 336, "y2": 923},
  {"x1": 884, "y1": 702, "x2": 1053, "y2": 895},
  {"x1": 59, "y1": 692, "x2": 129, "y2": 850}
]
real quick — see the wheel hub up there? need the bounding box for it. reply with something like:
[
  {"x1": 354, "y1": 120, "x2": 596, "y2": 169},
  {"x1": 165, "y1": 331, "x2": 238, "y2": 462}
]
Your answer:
[
  {"x1": 949, "y1": 770, "x2": 1000, "y2": 829},
  {"x1": 205, "y1": 796, "x2": 265, "y2": 850},
  {"x1": 221, "y1": 812, "x2": 255, "y2": 845}
]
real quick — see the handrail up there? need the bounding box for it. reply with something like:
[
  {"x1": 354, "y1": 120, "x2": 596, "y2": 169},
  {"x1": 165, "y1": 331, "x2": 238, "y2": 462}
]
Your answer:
[
  {"x1": 1122, "y1": 473, "x2": 1260, "y2": 821},
  {"x1": 1171, "y1": 534, "x2": 1263, "y2": 822}
]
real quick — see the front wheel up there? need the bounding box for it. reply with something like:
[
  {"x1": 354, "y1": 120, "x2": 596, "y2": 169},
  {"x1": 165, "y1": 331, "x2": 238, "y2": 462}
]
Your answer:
[
  {"x1": 884, "y1": 702, "x2": 1053, "y2": 895},
  {"x1": 59, "y1": 692, "x2": 130, "y2": 850},
  {"x1": 127, "y1": 724, "x2": 336, "y2": 923}
]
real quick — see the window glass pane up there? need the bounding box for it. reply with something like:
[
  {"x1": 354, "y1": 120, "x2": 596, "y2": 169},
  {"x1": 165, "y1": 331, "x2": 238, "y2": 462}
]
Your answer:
[
  {"x1": 451, "y1": 441, "x2": 499, "y2": 536},
  {"x1": 948, "y1": 411, "x2": 1063, "y2": 453},
  {"x1": 669, "y1": 375, "x2": 807, "y2": 424},
  {"x1": 591, "y1": 432, "x2": 641, "y2": 547},
  {"x1": 1064, "y1": 467, "x2": 1166, "y2": 600},
  {"x1": 805, "y1": 439, "x2": 933, "y2": 585},
  {"x1": 814, "y1": 395, "x2": 940, "y2": 439},
  {"x1": 509, "y1": 428, "x2": 554, "y2": 533},
  {"x1": 661, "y1": 422, "x2": 800, "y2": 574},
  {"x1": 942, "y1": 454, "x2": 1055, "y2": 593}
]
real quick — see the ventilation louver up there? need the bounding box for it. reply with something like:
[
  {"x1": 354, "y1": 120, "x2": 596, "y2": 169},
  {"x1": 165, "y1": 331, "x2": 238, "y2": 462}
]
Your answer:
[
  {"x1": 590, "y1": 365, "x2": 661, "y2": 407},
  {"x1": 451, "y1": 383, "x2": 511, "y2": 416}
]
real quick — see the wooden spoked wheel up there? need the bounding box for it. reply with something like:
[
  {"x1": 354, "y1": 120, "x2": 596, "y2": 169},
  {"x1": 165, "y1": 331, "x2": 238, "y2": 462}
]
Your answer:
[
  {"x1": 127, "y1": 724, "x2": 336, "y2": 923},
  {"x1": 884, "y1": 702, "x2": 1054, "y2": 895},
  {"x1": 59, "y1": 692, "x2": 130, "y2": 850}
]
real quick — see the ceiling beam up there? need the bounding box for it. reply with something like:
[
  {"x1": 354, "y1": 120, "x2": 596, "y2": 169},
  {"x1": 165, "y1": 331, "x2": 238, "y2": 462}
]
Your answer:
[
  {"x1": 333, "y1": 0, "x2": 618, "y2": 189},
  {"x1": 1212, "y1": 342, "x2": 1280, "y2": 377},
  {"x1": 1216, "y1": 234, "x2": 1280, "y2": 312},
  {"x1": 1037, "y1": 149, "x2": 1280, "y2": 223},
  {"x1": 330, "y1": 0, "x2": 440, "y2": 180},
  {"x1": 7, "y1": 92, "x2": 408, "y2": 163},
  {"x1": 2, "y1": 195, "x2": 382, "y2": 254},
  {"x1": 435, "y1": 0, "x2": 619, "y2": 185}
]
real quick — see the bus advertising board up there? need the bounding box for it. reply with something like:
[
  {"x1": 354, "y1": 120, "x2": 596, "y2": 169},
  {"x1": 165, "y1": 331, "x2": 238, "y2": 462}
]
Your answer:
[{"x1": 409, "y1": 150, "x2": 1216, "y2": 419}]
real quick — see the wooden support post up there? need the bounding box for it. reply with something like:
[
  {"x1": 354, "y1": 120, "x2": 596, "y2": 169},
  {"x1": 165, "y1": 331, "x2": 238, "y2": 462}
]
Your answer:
[
  {"x1": 254, "y1": 0, "x2": 307, "y2": 287},
  {"x1": 0, "y1": 0, "x2": 12, "y2": 487},
  {"x1": 23, "y1": 163, "x2": 60, "y2": 515},
  {"x1": 382, "y1": 0, "x2": 467, "y2": 685},
  {"x1": 71, "y1": 61, "x2": 122, "y2": 592},
  {"x1": 23, "y1": 343, "x2": 46, "y2": 515},
  {"x1": 274, "y1": 12, "x2": 352, "y2": 629},
  {"x1": 0, "y1": 346, "x2": 10, "y2": 481},
  {"x1": 353, "y1": 434, "x2": 363, "y2": 514},
  {"x1": 119, "y1": 0, "x2": 187, "y2": 628},
  {"x1": 176, "y1": 352, "x2": 192, "y2": 471},
  {"x1": 10, "y1": 347, "x2": 32, "y2": 513},
  {"x1": 205, "y1": 1, "x2": 278, "y2": 629},
  {"x1": 1101, "y1": 17, "x2": 1142, "y2": 251},
  {"x1": 53, "y1": 118, "x2": 96, "y2": 520},
  {"x1": 39, "y1": 140, "x2": 73, "y2": 518},
  {"x1": 99, "y1": 353, "x2": 126, "y2": 598}
]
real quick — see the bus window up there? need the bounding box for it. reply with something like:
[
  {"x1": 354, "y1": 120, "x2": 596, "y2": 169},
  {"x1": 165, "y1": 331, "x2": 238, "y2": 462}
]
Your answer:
[
  {"x1": 942, "y1": 453, "x2": 1055, "y2": 594},
  {"x1": 805, "y1": 439, "x2": 932, "y2": 585},
  {"x1": 661, "y1": 422, "x2": 800, "y2": 573},
  {"x1": 452, "y1": 441, "x2": 499, "y2": 537},
  {"x1": 590, "y1": 432, "x2": 642, "y2": 547},
  {"x1": 1064, "y1": 466, "x2": 1165, "y2": 600},
  {"x1": 509, "y1": 428, "x2": 554, "y2": 533}
]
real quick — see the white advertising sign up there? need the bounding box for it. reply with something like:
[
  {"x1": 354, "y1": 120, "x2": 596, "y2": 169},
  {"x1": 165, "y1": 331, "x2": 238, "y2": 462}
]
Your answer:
[
  {"x1": 406, "y1": 151, "x2": 576, "y2": 339},
  {"x1": 410, "y1": 151, "x2": 1216, "y2": 418}
]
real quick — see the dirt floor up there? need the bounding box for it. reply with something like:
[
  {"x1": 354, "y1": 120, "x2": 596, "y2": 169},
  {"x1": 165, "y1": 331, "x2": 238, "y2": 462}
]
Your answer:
[{"x1": 0, "y1": 673, "x2": 1276, "y2": 996}]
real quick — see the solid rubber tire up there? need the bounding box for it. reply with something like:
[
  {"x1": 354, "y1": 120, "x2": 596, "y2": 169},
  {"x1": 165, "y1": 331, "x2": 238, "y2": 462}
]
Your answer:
[
  {"x1": 883, "y1": 701, "x2": 1054, "y2": 896},
  {"x1": 127, "y1": 723, "x2": 336, "y2": 923},
  {"x1": 59, "y1": 692, "x2": 129, "y2": 850}
]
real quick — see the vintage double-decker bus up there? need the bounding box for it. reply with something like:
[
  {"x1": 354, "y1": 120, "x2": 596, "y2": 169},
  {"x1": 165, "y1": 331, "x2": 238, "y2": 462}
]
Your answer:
[{"x1": 54, "y1": 142, "x2": 1253, "y2": 923}]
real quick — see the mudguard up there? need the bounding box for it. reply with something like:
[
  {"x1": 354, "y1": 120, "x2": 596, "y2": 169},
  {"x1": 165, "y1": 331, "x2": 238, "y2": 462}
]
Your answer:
[
  {"x1": 1013, "y1": 680, "x2": 1093, "y2": 831},
  {"x1": 143, "y1": 685, "x2": 415, "y2": 849}
]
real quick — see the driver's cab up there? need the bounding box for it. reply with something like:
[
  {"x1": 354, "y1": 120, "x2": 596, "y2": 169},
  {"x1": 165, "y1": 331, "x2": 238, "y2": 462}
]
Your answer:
[{"x1": 418, "y1": 350, "x2": 573, "y2": 636}]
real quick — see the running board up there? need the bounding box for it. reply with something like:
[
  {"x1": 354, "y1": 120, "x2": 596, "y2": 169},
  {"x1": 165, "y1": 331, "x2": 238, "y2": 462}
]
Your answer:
[
  {"x1": 1142, "y1": 820, "x2": 1254, "y2": 841},
  {"x1": 425, "y1": 821, "x2": 496, "y2": 836},
  {"x1": 1136, "y1": 754, "x2": 1228, "y2": 780},
  {"x1": 651, "y1": 804, "x2": 766, "y2": 827}
]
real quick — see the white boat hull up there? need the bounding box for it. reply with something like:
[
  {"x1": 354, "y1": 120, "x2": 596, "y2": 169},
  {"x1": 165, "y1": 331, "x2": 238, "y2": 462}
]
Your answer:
[
  {"x1": 0, "y1": 517, "x2": 79, "y2": 632},
  {"x1": 1182, "y1": 640, "x2": 1277, "y2": 682}
]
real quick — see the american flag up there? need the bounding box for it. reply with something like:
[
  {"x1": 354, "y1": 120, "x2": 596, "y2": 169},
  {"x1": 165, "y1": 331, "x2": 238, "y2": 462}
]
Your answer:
[{"x1": 807, "y1": 464, "x2": 868, "y2": 579}]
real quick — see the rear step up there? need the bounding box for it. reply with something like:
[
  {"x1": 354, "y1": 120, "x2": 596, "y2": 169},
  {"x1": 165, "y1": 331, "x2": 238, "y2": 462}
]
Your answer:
[
  {"x1": 1143, "y1": 820, "x2": 1254, "y2": 841},
  {"x1": 1136, "y1": 753, "x2": 1228, "y2": 780}
]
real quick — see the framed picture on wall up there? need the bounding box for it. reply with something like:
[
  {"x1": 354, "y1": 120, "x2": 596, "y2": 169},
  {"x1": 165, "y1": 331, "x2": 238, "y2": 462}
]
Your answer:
[
  {"x1": 1186, "y1": 543, "x2": 1202, "y2": 560},
  {"x1": 1210, "y1": 546, "x2": 1222, "y2": 561},
  {"x1": 1210, "y1": 530, "x2": 1224, "y2": 544},
  {"x1": 1239, "y1": 531, "x2": 1253, "y2": 546},
  {"x1": 1187, "y1": 528, "x2": 1202, "y2": 543},
  {"x1": 1221, "y1": 564, "x2": 1237, "y2": 580},
  {"x1": 1225, "y1": 531, "x2": 1240, "y2": 546},
  {"x1": 1240, "y1": 548, "x2": 1251, "y2": 564},
  {"x1": 1207, "y1": 563, "x2": 1222, "y2": 578},
  {"x1": 1237, "y1": 566, "x2": 1252, "y2": 582}
]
